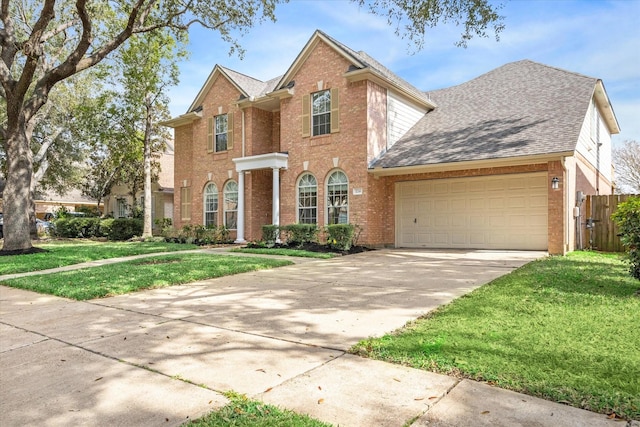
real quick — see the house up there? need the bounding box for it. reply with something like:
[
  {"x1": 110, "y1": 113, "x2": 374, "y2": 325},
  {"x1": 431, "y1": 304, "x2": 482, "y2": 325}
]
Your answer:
[
  {"x1": 162, "y1": 30, "x2": 619, "y2": 254},
  {"x1": 0, "y1": 177, "x2": 100, "y2": 219},
  {"x1": 104, "y1": 142, "x2": 174, "y2": 232}
]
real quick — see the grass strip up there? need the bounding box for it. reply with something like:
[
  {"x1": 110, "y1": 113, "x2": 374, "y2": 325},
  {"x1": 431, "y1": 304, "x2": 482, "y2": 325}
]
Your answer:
[
  {"x1": 1, "y1": 254, "x2": 292, "y2": 300},
  {"x1": 0, "y1": 240, "x2": 199, "y2": 275},
  {"x1": 351, "y1": 251, "x2": 640, "y2": 420},
  {"x1": 185, "y1": 394, "x2": 332, "y2": 427},
  {"x1": 231, "y1": 247, "x2": 336, "y2": 259}
]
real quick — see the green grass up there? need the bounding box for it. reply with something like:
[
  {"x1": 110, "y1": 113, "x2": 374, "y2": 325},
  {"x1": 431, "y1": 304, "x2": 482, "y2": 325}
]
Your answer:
[
  {"x1": 185, "y1": 395, "x2": 331, "y2": 427},
  {"x1": 351, "y1": 251, "x2": 640, "y2": 420},
  {"x1": 1, "y1": 254, "x2": 292, "y2": 300},
  {"x1": 231, "y1": 247, "x2": 337, "y2": 259},
  {"x1": 0, "y1": 240, "x2": 199, "y2": 275}
]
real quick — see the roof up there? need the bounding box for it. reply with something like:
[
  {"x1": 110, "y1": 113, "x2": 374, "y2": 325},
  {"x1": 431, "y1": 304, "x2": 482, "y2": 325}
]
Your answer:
[
  {"x1": 275, "y1": 30, "x2": 435, "y2": 109},
  {"x1": 372, "y1": 60, "x2": 600, "y2": 169},
  {"x1": 219, "y1": 66, "x2": 282, "y2": 99}
]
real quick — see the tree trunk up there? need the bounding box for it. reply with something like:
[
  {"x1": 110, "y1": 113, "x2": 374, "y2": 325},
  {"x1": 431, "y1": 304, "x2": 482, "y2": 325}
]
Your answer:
[
  {"x1": 142, "y1": 99, "x2": 153, "y2": 238},
  {"x1": 2, "y1": 126, "x2": 34, "y2": 252}
]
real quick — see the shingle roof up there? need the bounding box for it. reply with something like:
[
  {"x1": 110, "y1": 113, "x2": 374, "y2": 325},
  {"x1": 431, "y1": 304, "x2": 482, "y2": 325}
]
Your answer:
[
  {"x1": 372, "y1": 60, "x2": 597, "y2": 169},
  {"x1": 318, "y1": 31, "x2": 432, "y2": 105},
  {"x1": 219, "y1": 66, "x2": 281, "y2": 99}
]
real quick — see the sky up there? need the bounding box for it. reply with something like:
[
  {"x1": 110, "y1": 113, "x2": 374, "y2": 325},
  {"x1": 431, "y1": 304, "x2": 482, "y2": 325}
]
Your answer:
[{"x1": 166, "y1": 0, "x2": 640, "y2": 148}]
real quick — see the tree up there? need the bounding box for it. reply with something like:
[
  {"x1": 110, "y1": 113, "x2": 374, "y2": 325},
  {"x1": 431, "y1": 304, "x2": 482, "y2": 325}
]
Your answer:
[
  {"x1": 1, "y1": 0, "x2": 504, "y2": 253},
  {"x1": 114, "y1": 30, "x2": 183, "y2": 237},
  {"x1": 613, "y1": 140, "x2": 640, "y2": 194}
]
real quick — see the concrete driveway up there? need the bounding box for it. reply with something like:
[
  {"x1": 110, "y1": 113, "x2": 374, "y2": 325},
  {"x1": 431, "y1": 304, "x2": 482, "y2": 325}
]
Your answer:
[{"x1": 3, "y1": 248, "x2": 614, "y2": 427}]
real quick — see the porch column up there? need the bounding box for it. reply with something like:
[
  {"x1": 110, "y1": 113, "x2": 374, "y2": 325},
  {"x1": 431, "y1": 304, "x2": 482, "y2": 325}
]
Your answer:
[
  {"x1": 235, "y1": 171, "x2": 246, "y2": 243},
  {"x1": 272, "y1": 167, "x2": 280, "y2": 227}
]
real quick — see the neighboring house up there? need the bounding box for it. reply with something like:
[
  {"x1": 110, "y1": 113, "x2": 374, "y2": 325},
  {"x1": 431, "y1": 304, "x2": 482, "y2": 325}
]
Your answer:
[
  {"x1": 104, "y1": 142, "x2": 174, "y2": 232},
  {"x1": 162, "y1": 30, "x2": 619, "y2": 254},
  {"x1": 0, "y1": 177, "x2": 98, "y2": 218}
]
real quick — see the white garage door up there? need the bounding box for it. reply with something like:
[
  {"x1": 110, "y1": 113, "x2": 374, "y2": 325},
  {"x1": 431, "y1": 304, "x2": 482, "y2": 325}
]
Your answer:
[{"x1": 397, "y1": 173, "x2": 548, "y2": 250}]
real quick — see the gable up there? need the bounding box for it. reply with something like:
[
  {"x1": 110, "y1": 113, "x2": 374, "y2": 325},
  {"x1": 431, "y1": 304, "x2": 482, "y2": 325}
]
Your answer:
[{"x1": 372, "y1": 60, "x2": 603, "y2": 171}]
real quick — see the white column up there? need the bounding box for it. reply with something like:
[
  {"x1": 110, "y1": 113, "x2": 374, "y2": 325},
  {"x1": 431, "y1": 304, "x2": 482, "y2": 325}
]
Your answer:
[
  {"x1": 235, "y1": 171, "x2": 246, "y2": 243},
  {"x1": 272, "y1": 167, "x2": 280, "y2": 227}
]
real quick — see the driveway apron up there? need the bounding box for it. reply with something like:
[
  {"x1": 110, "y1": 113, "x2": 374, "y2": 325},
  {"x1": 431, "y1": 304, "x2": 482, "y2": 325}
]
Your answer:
[{"x1": 3, "y1": 249, "x2": 614, "y2": 427}]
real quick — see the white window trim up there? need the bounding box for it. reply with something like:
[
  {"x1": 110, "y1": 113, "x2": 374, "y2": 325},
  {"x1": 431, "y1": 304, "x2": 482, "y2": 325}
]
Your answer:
[
  {"x1": 203, "y1": 182, "x2": 219, "y2": 227},
  {"x1": 325, "y1": 169, "x2": 349, "y2": 225},
  {"x1": 296, "y1": 173, "x2": 318, "y2": 224},
  {"x1": 223, "y1": 180, "x2": 238, "y2": 230}
]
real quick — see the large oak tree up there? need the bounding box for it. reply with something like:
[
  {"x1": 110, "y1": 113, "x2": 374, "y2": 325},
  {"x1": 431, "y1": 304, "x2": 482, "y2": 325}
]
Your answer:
[{"x1": 1, "y1": 0, "x2": 504, "y2": 252}]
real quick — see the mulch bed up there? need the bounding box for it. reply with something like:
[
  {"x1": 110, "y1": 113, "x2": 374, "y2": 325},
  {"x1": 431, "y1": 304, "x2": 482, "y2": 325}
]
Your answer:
[{"x1": 246, "y1": 241, "x2": 373, "y2": 256}]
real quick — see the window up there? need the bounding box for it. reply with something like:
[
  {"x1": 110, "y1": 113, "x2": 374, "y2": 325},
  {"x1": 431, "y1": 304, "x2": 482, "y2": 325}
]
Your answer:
[
  {"x1": 204, "y1": 183, "x2": 218, "y2": 227},
  {"x1": 302, "y1": 89, "x2": 338, "y2": 137},
  {"x1": 117, "y1": 199, "x2": 128, "y2": 218},
  {"x1": 312, "y1": 90, "x2": 331, "y2": 136},
  {"x1": 297, "y1": 173, "x2": 317, "y2": 224},
  {"x1": 224, "y1": 180, "x2": 238, "y2": 229},
  {"x1": 327, "y1": 170, "x2": 348, "y2": 224},
  {"x1": 180, "y1": 187, "x2": 192, "y2": 220},
  {"x1": 215, "y1": 114, "x2": 228, "y2": 151},
  {"x1": 208, "y1": 114, "x2": 234, "y2": 152}
]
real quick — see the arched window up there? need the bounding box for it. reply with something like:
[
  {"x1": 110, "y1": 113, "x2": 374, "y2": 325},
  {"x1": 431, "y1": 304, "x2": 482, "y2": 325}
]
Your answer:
[
  {"x1": 203, "y1": 183, "x2": 218, "y2": 227},
  {"x1": 297, "y1": 173, "x2": 317, "y2": 224},
  {"x1": 224, "y1": 180, "x2": 238, "y2": 229},
  {"x1": 327, "y1": 170, "x2": 348, "y2": 224}
]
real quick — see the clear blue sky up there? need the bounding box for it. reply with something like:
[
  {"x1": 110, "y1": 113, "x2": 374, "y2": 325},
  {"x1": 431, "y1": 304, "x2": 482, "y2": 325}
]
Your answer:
[{"x1": 167, "y1": 0, "x2": 640, "y2": 148}]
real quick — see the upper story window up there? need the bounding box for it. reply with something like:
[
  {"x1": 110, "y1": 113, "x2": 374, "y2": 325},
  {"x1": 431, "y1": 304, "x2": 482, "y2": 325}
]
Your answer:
[
  {"x1": 204, "y1": 183, "x2": 218, "y2": 227},
  {"x1": 297, "y1": 173, "x2": 318, "y2": 224},
  {"x1": 207, "y1": 113, "x2": 234, "y2": 152},
  {"x1": 312, "y1": 90, "x2": 331, "y2": 136},
  {"x1": 302, "y1": 88, "x2": 339, "y2": 137}
]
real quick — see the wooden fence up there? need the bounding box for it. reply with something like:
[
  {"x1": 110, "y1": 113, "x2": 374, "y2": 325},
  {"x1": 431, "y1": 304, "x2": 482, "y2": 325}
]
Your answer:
[{"x1": 584, "y1": 194, "x2": 637, "y2": 252}]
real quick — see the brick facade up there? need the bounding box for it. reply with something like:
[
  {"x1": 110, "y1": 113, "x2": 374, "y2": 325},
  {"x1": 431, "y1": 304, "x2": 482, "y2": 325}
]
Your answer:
[{"x1": 167, "y1": 32, "x2": 615, "y2": 255}]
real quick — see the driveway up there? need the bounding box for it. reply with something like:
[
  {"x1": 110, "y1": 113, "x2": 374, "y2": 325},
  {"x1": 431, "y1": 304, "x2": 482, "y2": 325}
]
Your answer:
[{"x1": 1, "y1": 249, "x2": 562, "y2": 426}]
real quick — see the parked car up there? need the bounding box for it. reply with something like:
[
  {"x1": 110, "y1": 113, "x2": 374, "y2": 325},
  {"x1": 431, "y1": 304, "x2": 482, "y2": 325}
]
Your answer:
[
  {"x1": 44, "y1": 211, "x2": 87, "y2": 221},
  {"x1": 36, "y1": 218, "x2": 53, "y2": 235}
]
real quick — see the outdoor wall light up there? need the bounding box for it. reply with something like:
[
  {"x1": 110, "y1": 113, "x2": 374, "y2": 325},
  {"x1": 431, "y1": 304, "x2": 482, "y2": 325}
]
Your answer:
[{"x1": 551, "y1": 176, "x2": 560, "y2": 190}]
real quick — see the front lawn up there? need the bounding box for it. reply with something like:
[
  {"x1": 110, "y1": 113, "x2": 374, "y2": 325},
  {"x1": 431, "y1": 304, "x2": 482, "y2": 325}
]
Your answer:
[
  {"x1": 1, "y1": 254, "x2": 292, "y2": 300},
  {"x1": 0, "y1": 240, "x2": 199, "y2": 275},
  {"x1": 352, "y1": 251, "x2": 640, "y2": 420}
]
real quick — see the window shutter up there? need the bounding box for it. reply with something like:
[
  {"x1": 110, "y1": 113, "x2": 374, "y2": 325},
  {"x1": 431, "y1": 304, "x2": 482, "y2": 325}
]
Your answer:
[
  {"x1": 227, "y1": 112, "x2": 234, "y2": 150},
  {"x1": 330, "y1": 88, "x2": 339, "y2": 133},
  {"x1": 302, "y1": 94, "x2": 310, "y2": 137},
  {"x1": 207, "y1": 117, "x2": 214, "y2": 152}
]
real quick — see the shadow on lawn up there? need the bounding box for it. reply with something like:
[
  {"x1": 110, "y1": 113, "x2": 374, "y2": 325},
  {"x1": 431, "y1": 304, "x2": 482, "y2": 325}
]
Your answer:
[{"x1": 519, "y1": 256, "x2": 639, "y2": 298}]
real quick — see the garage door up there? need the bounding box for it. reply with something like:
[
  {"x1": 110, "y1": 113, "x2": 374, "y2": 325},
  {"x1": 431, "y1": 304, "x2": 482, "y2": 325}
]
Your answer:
[{"x1": 397, "y1": 173, "x2": 548, "y2": 250}]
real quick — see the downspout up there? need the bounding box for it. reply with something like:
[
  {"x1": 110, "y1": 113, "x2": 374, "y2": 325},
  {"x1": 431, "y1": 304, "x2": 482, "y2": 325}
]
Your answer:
[{"x1": 561, "y1": 156, "x2": 570, "y2": 254}]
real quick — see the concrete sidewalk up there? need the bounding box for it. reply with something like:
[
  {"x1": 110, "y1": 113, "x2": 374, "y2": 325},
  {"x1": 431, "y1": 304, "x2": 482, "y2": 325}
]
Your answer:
[{"x1": 0, "y1": 249, "x2": 622, "y2": 426}]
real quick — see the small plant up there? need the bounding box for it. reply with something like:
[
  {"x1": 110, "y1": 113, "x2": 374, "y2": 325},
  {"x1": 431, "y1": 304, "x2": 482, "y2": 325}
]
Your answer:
[
  {"x1": 325, "y1": 223, "x2": 355, "y2": 251},
  {"x1": 261, "y1": 224, "x2": 279, "y2": 247},
  {"x1": 282, "y1": 224, "x2": 318, "y2": 247},
  {"x1": 611, "y1": 196, "x2": 640, "y2": 280}
]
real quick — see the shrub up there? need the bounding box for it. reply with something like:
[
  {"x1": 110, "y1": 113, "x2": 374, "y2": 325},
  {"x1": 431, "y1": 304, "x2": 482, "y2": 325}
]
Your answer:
[
  {"x1": 161, "y1": 224, "x2": 231, "y2": 245},
  {"x1": 325, "y1": 223, "x2": 355, "y2": 251},
  {"x1": 52, "y1": 217, "x2": 102, "y2": 238},
  {"x1": 611, "y1": 196, "x2": 640, "y2": 280},
  {"x1": 109, "y1": 218, "x2": 143, "y2": 241},
  {"x1": 283, "y1": 224, "x2": 319, "y2": 247},
  {"x1": 261, "y1": 225, "x2": 279, "y2": 247},
  {"x1": 100, "y1": 218, "x2": 114, "y2": 238}
]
